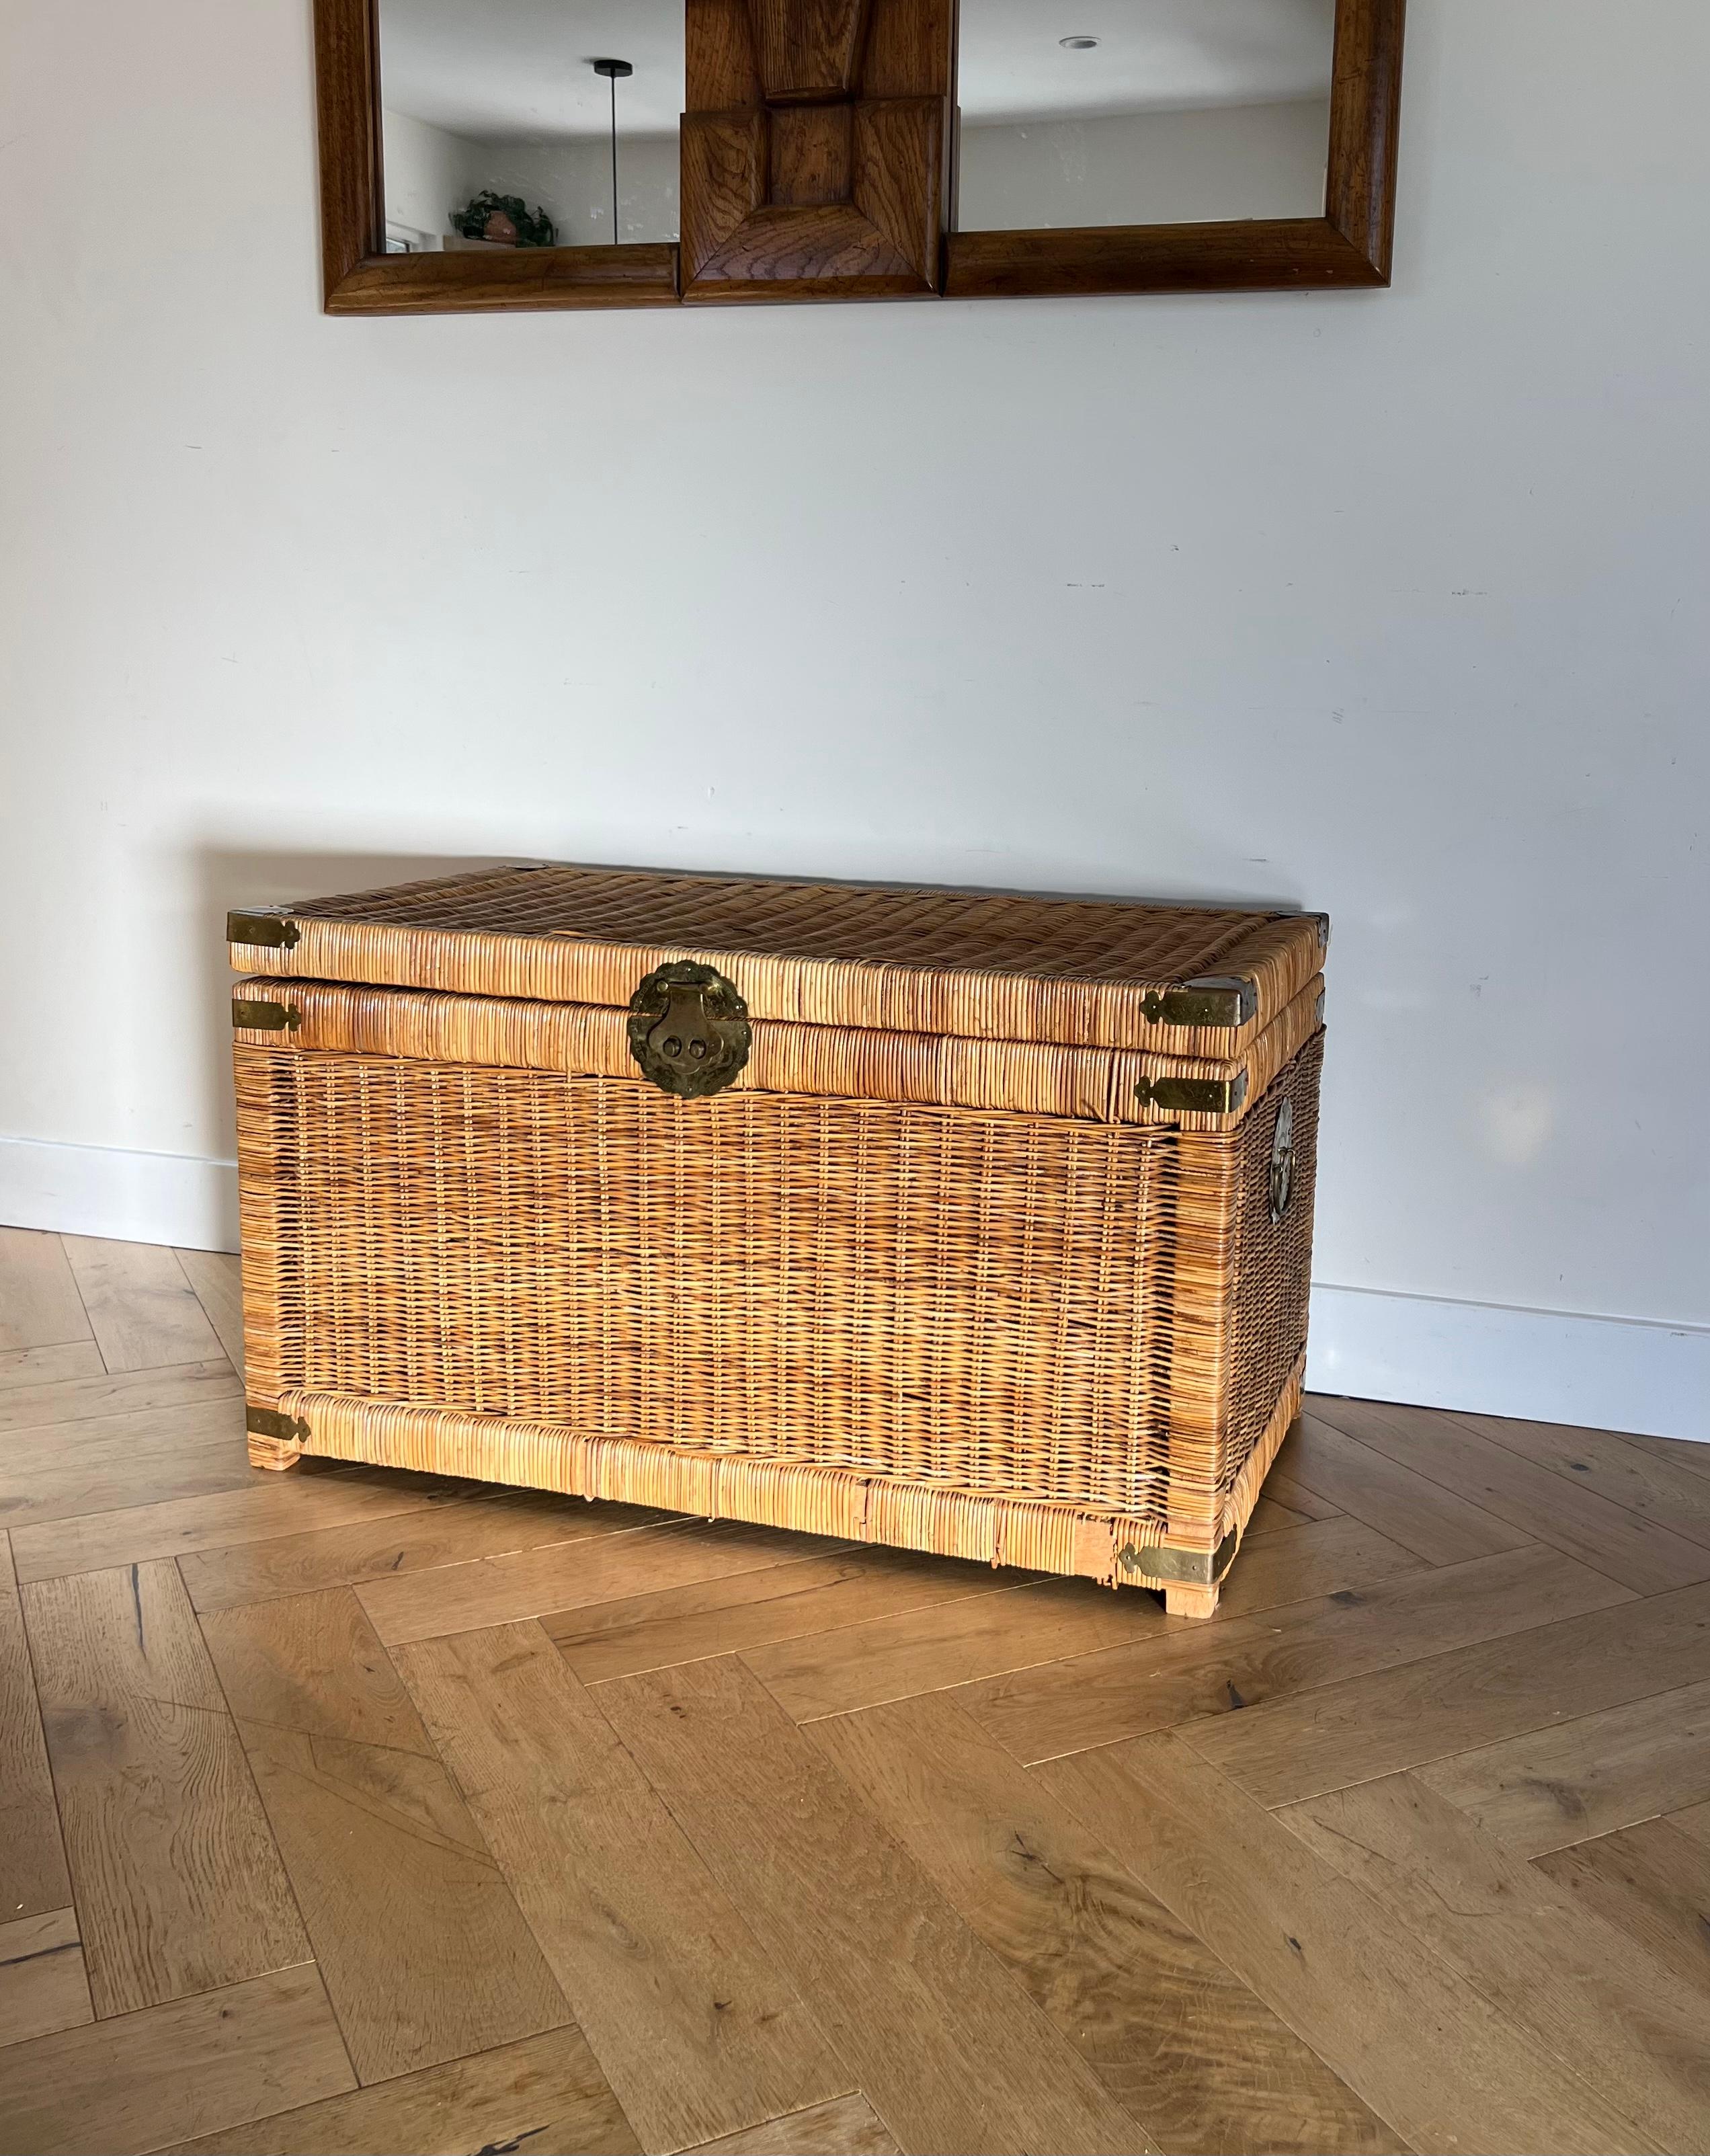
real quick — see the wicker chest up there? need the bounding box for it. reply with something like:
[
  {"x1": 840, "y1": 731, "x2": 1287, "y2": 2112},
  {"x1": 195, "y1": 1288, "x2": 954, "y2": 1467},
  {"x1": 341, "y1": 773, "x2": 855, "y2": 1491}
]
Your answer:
[{"x1": 229, "y1": 865, "x2": 1326, "y2": 1617}]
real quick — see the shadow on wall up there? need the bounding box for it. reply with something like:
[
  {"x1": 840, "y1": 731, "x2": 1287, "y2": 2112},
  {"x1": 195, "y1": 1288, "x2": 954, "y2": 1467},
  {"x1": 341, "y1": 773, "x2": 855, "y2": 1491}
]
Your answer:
[{"x1": 190, "y1": 845, "x2": 517, "y2": 1164}]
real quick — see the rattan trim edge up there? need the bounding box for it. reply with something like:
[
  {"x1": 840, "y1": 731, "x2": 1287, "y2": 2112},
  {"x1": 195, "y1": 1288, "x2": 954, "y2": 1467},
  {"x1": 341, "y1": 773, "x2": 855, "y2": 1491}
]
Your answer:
[
  {"x1": 246, "y1": 1353, "x2": 1303, "y2": 1592},
  {"x1": 232, "y1": 974, "x2": 1324, "y2": 1131}
]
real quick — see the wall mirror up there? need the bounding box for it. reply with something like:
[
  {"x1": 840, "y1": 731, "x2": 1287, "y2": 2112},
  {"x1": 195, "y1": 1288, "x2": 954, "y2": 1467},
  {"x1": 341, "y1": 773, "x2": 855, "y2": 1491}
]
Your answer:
[
  {"x1": 954, "y1": 1, "x2": 1336, "y2": 233},
  {"x1": 378, "y1": 1, "x2": 684, "y2": 251},
  {"x1": 314, "y1": 0, "x2": 1401, "y2": 312}
]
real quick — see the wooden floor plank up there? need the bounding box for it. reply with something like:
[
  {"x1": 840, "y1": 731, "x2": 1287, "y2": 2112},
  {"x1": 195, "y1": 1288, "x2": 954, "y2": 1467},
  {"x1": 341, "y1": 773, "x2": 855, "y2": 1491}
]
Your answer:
[
  {"x1": 5, "y1": 1238, "x2": 1705, "y2": 2156},
  {"x1": 1255, "y1": 1458, "x2": 1344, "y2": 1521},
  {"x1": 0, "y1": 1529, "x2": 73, "y2": 1919},
  {"x1": 1242, "y1": 1494, "x2": 1311, "y2": 1533},
  {"x1": 958, "y1": 1543, "x2": 1631, "y2": 1766},
  {"x1": 681, "y1": 2095, "x2": 900, "y2": 2156},
  {"x1": 0, "y1": 1342, "x2": 106, "y2": 1392},
  {"x1": 0, "y1": 1230, "x2": 91, "y2": 1354},
  {"x1": 813, "y1": 1691, "x2": 1406, "y2": 2156},
  {"x1": 60, "y1": 1236, "x2": 224, "y2": 1373},
  {"x1": 1535, "y1": 1816, "x2": 1710, "y2": 2005},
  {"x1": 9, "y1": 1462, "x2": 466, "y2": 1584},
  {"x1": 155, "y1": 2027, "x2": 641, "y2": 2156},
  {"x1": 747, "y1": 1519, "x2": 1425, "y2": 1726},
  {"x1": 175, "y1": 1248, "x2": 247, "y2": 1375},
  {"x1": 1309, "y1": 1395, "x2": 1710, "y2": 1593},
  {"x1": 1670, "y1": 1796, "x2": 1710, "y2": 1848},
  {"x1": 1278, "y1": 1410, "x2": 1532, "y2": 1565},
  {"x1": 555, "y1": 1545, "x2": 1039, "y2": 1686},
  {"x1": 0, "y1": 1400, "x2": 251, "y2": 1533},
  {"x1": 23, "y1": 1558, "x2": 311, "y2": 2017},
  {"x1": 1039, "y1": 1732, "x2": 1660, "y2": 2156},
  {"x1": 599, "y1": 1655, "x2": 1151, "y2": 2156},
  {"x1": 395, "y1": 1620, "x2": 846, "y2": 2153},
  {"x1": 1209, "y1": 1515, "x2": 1426, "y2": 1617},
  {"x1": 178, "y1": 1490, "x2": 680, "y2": 1613},
  {"x1": 1186, "y1": 1577, "x2": 1710, "y2": 1806},
  {"x1": 1280, "y1": 1773, "x2": 1710, "y2": 2153},
  {"x1": 0, "y1": 1357, "x2": 239, "y2": 1437},
  {"x1": 199, "y1": 1586, "x2": 571, "y2": 2083},
  {"x1": 745, "y1": 1576, "x2": 1151, "y2": 1724},
  {"x1": 1452, "y1": 1407, "x2": 1710, "y2": 1551},
  {"x1": 358, "y1": 1517, "x2": 847, "y2": 1647},
  {"x1": 1416, "y1": 1675, "x2": 1710, "y2": 1856},
  {"x1": 1615, "y1": 1429, "x2": 1710, "y2": 1486},
  {"x1": 0, "y1": 1908, "x2": 93, "y2": 2047},
  {"x1": 0, "y1": 1964, "x2": 355, "y2": 2156}
]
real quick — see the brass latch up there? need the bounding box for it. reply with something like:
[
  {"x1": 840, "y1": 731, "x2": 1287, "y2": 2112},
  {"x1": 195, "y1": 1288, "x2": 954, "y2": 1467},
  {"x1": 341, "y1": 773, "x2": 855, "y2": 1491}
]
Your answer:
[
  {"x1": 227, "y1": 910, "x2": 300, "y2": 950},
  {"x1": 1133, "y1": 1072, "x2": 1248, "y2": 1116},
  {"x1": 627, "y1": 961, "x2": 752, "y2": 1099},
  {"x1": 232, "y1": 998, "x2": 301, "y2": 1032},
  {"x1": 1139, "y1": 975, "x2": 1258, "y2": 1029}
]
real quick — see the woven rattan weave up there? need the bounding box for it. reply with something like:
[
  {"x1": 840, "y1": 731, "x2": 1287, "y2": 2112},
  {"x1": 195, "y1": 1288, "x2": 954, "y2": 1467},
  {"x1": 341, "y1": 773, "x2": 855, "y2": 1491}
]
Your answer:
[{"x1": 231, "y1": 865, "x2": 1326, "y2": 1614}]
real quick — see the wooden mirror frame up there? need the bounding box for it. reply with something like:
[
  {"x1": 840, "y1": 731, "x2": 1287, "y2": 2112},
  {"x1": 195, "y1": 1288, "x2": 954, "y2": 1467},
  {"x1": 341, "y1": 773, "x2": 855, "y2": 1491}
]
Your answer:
[
  {"x1": 314, "y1": 0, "x2": 1403, "y2": 315},
  {"x1": 315, "y1": 0, "x2": 681, "y2": 313}
]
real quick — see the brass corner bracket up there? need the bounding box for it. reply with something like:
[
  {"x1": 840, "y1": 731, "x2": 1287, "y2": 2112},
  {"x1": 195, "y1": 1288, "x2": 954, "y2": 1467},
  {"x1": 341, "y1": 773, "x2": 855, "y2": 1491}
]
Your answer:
[
  {"x1": 1134, "y1": 1072, "x2": 1249, "y2": 1116},
  {"x1": 232, "y1": 998, "x2": 301, "y2": 1032},
  {"x1": 228, "y1": 911, "x2": 300, "y2": 950},
  {"x1": 246, "y1": 1405, "x2": 310, "y2": 1445},
  {"x1": 1116, "y1": 1527, "x2": 1239, "y2": 1589},
  {"x1": 1141, "y1": 977, "x2": 1259, "y2": 1029}
]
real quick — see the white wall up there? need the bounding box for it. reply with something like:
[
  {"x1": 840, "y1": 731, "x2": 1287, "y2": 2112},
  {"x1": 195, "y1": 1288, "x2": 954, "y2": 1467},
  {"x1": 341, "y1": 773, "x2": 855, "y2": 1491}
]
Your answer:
[
  {"x1": 380, "y1": 116, "x2": 680, "y2": 248},
  {"x1": 474, "y1": 134, "x2": 680, "y2": 246},
  {"x1": 378, "y1": 108, "x2": 480, "y2": 245},
  {"x1": 957, "y1": 99, "x2": 1331, "y2": 231},
  {"x1": 1, "y1": 1, "x2": 1706, "y2": 1437}
]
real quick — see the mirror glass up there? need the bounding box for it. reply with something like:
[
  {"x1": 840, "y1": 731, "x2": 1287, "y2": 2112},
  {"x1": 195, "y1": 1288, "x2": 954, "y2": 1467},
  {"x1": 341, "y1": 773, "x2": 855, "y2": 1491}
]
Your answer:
[
  {"x1": 377, "y1": 1, "x2": 684, "y2": 252},
  {"x1": 954, "y1": 0, "x2": 1335, "y2": 233}
]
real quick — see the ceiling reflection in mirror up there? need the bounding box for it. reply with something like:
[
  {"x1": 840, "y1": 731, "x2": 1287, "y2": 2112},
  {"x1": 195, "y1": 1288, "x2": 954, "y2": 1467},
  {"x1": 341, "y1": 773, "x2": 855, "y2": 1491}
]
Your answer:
[
  {"x1": 378, "y1": 0, "x2": 684, "y2": 251},
  {"x1": 954, "y1": 0, "x2": 1335, "y2": 233}
]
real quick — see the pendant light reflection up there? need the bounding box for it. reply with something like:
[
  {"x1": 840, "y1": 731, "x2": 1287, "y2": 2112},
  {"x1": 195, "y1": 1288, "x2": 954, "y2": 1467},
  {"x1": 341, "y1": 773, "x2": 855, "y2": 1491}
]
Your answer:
[{"x1": 591, "y1": 57, "x2": 633, "y2": 243}]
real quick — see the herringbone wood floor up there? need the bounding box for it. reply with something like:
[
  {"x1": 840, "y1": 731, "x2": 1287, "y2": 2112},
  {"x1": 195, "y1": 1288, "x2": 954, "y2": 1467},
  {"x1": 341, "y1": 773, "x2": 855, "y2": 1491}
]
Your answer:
[{"x1": 2, "y1": 1224, "x2": 1708, "y2": 2156}]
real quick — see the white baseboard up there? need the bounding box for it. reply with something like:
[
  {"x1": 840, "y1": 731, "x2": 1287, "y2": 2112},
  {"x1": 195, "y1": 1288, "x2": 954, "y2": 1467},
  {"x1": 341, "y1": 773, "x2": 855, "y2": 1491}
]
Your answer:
[
  {"x1": 1308, "y1": 1283, "x2": 1708, "y2": 1445},
  {"x1": 0, "y1": 1135, "x2": 238, "y2": 1253},
  {"x1": 2, "y1": 1135, "x2": 1703, "y2": 1443}
]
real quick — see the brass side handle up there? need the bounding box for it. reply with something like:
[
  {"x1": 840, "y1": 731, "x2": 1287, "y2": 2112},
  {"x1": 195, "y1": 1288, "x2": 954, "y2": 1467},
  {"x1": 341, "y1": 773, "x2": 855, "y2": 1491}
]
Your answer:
[{"x1": 1269, "y1": 1097, "x2": 1296, "y2": 1222}]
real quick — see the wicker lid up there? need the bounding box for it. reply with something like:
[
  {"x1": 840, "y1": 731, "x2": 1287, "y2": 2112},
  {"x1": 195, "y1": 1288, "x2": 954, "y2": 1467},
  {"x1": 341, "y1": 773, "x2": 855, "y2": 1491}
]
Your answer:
[{"x1": 228, "y1": 863, "x2": 1326, "y2": 1052}]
